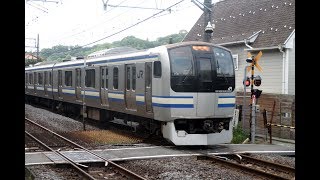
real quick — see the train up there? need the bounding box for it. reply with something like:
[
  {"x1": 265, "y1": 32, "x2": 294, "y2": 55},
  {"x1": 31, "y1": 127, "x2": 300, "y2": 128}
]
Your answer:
[{"x1": 25, "y1": 41, "x2": 236, "y2": 145}]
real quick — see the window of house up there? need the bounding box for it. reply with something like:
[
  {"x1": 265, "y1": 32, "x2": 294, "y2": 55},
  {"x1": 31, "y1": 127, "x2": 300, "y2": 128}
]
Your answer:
[
  {"x1": 85, "y1": 69, "x2": 95, "y2": 88},
  {"x1": 65, "y1": 71, "x2": 72, "y2": 87},
  {"x1": 232, "y1": 54, "x2": 238, "y2": 70}
]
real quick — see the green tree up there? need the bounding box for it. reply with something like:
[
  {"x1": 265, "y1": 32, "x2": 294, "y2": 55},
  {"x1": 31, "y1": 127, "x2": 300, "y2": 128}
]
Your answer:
[{"x1": 36, "y1": 31, "x2": 188, "y2": 62}]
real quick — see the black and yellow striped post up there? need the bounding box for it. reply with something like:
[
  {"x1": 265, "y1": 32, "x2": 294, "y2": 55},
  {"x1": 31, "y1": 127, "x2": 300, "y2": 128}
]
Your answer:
[{"x1": 246, "y1": 51, "x2": 263, "y2": 143}]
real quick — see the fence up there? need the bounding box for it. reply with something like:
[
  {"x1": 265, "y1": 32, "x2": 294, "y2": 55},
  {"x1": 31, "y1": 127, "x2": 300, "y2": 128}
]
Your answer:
[{"x1": 235, "y1": 92, "x2": 295, "y2": 140}]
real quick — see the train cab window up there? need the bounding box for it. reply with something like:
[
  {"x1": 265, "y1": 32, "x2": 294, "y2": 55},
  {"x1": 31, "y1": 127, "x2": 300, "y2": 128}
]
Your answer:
[
  {"x1": 29, "y1": 74, "x2": 33, "y2": 84},
  {"x1": 65, "y1": 71, "x2": 72, "y2": 87},
  {"x1": 213, "y1": 47, "x2": 235, "y2": 77},
  {"x1": 85, "y1": 69, "x2": 95, "y2": 88},
  {"x1": 153, "y1": 61, "x2": 161, "y2": 78},
  {"x1": 169, "y1": 46, "x2": 195, "y2": 76},
  {"x1": 113, "y1": 67, "x2": 118, "y2": 89}
]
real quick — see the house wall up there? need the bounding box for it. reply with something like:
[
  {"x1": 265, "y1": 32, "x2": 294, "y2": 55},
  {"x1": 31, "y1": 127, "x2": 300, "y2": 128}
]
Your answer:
[
  {"x1": 224, "y1": 45, "x2": 283, "y2": 94},
  {"x1": 287, "y1": 38, "x2": 295, "y2": 95}
]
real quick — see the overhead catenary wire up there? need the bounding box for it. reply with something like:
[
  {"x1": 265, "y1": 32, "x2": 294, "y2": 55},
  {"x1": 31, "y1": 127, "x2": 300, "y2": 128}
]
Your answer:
[
  {"x1": 71, "y1": 0, "x2": 186, "y2": 50},
  {"x1": 50, "y1": 0, "x2": 134, "y2": 44},
  {"x1": 26, "y1": 2, "x2": 48, "y2": 13}
]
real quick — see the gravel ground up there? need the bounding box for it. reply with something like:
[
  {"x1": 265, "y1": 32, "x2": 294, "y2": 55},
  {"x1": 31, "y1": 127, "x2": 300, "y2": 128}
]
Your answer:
[
  {"x1": 25, "y1": 104, "x2": 99, "y2": 133},
  {"x1": 119, "y1": 156, "x2": 267, "y2": 180},
  {"x1": 25, "y1": 103, "x2": 295, "y2": 179}
]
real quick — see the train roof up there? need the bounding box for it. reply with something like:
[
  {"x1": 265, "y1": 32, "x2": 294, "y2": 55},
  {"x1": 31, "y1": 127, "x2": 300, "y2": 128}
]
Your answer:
[
  {"x1": 87, "y1": 47, "x2": 138, "y2": 58},
  {"x1": 25, "y1": 41, "x2": 231, "y2": 71},
  {"x1": 164, "y1": 41, "x2": 231, "y2": 52}
]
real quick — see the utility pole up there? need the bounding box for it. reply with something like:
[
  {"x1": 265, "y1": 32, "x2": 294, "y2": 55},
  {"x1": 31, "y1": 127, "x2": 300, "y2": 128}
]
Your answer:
[
  {"x1": 203, "y1": 0, "x2": 212, "y2": 42},
  {"x1": 191, "y1": 0, "x2": 213, "y2": 42},
  {"x1": 37, "y1": 34, "x2": 40, "y2": 61}
]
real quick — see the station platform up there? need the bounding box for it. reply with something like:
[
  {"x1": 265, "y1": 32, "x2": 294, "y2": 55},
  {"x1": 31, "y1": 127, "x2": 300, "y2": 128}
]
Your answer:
[{"x1": 25, "y1": 144, "x2": 295, "y2": 166}]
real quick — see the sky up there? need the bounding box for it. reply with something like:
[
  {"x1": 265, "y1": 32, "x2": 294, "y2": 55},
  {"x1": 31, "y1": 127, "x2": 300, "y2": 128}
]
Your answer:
[{"x1": 25, "y1": 0, "x2": 219, "y2": 51}]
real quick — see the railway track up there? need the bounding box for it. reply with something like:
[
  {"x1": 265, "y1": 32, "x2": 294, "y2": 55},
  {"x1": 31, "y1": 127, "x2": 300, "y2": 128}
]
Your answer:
[
  {"x1": 198, "y1": 153, "x2": 295, "y2": 179},
  {"x1": 25, "y1": 117, "x2": 147, "y2": 180}
]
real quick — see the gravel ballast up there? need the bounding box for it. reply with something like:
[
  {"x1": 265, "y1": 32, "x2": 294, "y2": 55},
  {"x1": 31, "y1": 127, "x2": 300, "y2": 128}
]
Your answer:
[{"x1": 25, "y1": 103, "x2": 295, "y2": 179}]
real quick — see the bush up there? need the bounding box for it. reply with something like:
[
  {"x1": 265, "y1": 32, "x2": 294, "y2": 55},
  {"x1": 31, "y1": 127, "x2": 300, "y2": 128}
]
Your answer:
[{"x1": 231, "y1": 125, "x2": 249, "y2": 144}]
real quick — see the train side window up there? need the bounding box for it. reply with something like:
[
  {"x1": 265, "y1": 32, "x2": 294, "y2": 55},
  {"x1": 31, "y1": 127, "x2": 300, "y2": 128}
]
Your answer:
[
  {"x1": 85, "y1": 69, "x2": 95, "y2": 88},
  {"x1": 113, "y1": 67, "x2": 118, "y2": 89},
  {"x1": 146, "y1": 63, "x2": 151, "y2": 87},
  {"x1": 44, "y1": 72, "x2": 47, "y2": 85},
  {"x1": 29, "y1": 73, "x2": 33, "y2": 84},
  {"x1": 132, "y1": 66, "x2": 136, "y2": 90},
  {"x1": 49, "y1": 72, "x2": 52, "y2": 86},
  {"x1": 34, "y1": 72, "x2": 37, "y2": 85},
  {"x1": 101, "y1": 68, "x2": 105, "y2": 88},
  {"x1": 38, "y1": 72, "x2": 43, "y2": 85},
  {"x1": 106, "y1": 68, "x2": 108, "y2": 89},
  {"x1": 153, "y1": 61, "x2": 161, "y2": 78},
  {"x1": 25, "y1": 73, "x2": 28, "y2": 85},
  {"x1": 126, "y1": 66, "x2": 130, "y2": 90},
  {"x1": 65, "y1": 71, "x2": 72, "y2": 87}
]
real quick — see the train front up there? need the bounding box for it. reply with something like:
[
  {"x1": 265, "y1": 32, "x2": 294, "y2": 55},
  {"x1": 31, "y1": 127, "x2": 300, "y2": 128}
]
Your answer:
[{"x1": 161, "y1": 42, "x2": 236, "y2": 145}]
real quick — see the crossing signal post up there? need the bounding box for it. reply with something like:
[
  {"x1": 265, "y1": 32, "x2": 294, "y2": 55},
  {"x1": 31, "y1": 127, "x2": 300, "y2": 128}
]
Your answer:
[{"x1": 243, "y1": 51, "x2": 263, "y2": 144}]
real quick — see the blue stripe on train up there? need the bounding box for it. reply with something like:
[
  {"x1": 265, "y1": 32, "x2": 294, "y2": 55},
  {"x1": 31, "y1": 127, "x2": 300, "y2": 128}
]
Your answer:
[
  {"x1": 152, "y1": 103, "x2": 194, "y2": 108},
  {"x1": 218, "y1": 104, "x2": 235, "y2": 108}
]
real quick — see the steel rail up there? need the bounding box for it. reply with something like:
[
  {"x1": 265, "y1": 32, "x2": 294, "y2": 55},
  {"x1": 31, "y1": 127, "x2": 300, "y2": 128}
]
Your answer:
[
  {"x1": 25, "y1": 131, "x2": 96, "y2": 180},
  {"x1": 240, "y1": 154, "x2": 295, "y2": 173},
  {"x1": 25, "y1": 117, "x2": 146, "y2": 180},
  {"x1": 202, "y1": 155, "x2": 291, "y2": 180}
]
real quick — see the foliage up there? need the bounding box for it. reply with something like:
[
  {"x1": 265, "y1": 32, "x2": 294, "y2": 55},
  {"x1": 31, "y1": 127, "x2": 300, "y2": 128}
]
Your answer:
[
  {"x1": 231, "y1": 124, "x2": 249, "y2": 144},
  {"x1": 33, "y1": 31, "x2": 188, "y2": 64}
]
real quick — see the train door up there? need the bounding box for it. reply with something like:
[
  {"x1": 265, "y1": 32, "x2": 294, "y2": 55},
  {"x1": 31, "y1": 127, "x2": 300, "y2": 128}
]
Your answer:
[
  {"x1": 195, "y1": 52, "x2": 215, "y2": 117},
  {"x1": 75, "y1": 68, "x2": 82, "y2": 101},
  {"x1": 58, "y1": 70, "x2": 63, "y2": 99},
  {"x1": 145, "y1": 62, "x2": 153, "y2": 113},
  {"x1": 125, "y1": 64, "x2": 136, "y2": 110},
  {"x1": 100, "y1": 66, "x2": 109, "y2": 106},
  {"x1": 44, "y1": 71, "x2": 48, "y2": 96}
]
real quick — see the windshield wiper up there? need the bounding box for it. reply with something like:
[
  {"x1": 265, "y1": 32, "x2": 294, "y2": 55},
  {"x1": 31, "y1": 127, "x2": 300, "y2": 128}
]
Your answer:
[
  {"x1": 216, "y1": 60, "x2": 229, "y2": 84},
  {"x1": 182, "y1": 66, "x2": 193, "y2": 83}
]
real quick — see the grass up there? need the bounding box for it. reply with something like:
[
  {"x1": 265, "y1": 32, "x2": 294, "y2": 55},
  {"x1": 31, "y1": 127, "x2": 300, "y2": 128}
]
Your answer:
[{"x1": 231, "y1": 124, "x2": 249, "y2": 144}]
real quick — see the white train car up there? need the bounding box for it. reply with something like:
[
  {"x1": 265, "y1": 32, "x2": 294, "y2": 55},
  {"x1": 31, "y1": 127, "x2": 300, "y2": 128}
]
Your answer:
[{"x1": 25, "y1": 41, "x2": 236, "y2": 145}]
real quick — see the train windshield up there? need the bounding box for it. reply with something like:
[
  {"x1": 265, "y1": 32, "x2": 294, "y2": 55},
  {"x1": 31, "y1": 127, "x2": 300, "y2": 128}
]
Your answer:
[{"x1": 169, "y1": 45, "x2": 235, "y2": 92}]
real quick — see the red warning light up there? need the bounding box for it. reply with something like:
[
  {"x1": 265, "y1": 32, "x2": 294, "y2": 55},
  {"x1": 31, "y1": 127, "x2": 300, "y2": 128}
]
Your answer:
[{"x1": 243, "y1": 77, "x2": 250, "y2": 87}]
